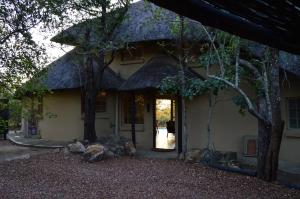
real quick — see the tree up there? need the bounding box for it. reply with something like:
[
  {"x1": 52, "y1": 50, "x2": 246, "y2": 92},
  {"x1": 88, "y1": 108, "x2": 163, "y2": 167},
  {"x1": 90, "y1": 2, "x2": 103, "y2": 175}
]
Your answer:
[
  {"x1": 199, "y1": 30, "x2": 284, "y2": 181},
  {"x1": 0, "y1": 0, "x2": 69, "y2": 93},
  {"x1": 0, "y1": 0, "x2": 72, "y2": 136},
  {"x1": 157, "y1": 13, "x2": 206, "y2": 157},
  {"x1": 64, "y1": 0, "x2": 130, "y2": 142},
  {"x1": 160, "y1": 24, "x2": 285, "y2": 181}
]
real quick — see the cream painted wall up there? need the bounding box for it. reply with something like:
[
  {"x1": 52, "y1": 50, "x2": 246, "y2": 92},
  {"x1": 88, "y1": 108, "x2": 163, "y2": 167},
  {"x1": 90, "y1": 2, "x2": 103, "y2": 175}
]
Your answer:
[
  {"x1": 185, "y1": 73, "x2": 300, "y2": 166},
  {"x1": 38, "y1": 89, "x2": 116, "y2": 141},
  {"x1": 108, "y1": 43, "x2": 166, "y2": 79}
]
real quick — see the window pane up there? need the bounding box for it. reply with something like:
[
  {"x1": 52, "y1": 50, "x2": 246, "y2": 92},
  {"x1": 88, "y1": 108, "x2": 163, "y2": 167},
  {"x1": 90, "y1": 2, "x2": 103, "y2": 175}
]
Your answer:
[
  {"x1": 289, "y1": 100, "x2": 296, "y2": 108},
  {"x1": 95, "y1": 93, "x2": 106, "y2": 112},
  {"x1": 289, "y1": 99, "x2": 300, "y2": 129},
  {"x1": 290, "y1": 119, "x2": 297, "y2": 128},
  {"x1": 135, "y1": 95, "x2": 144, "y2": 124},
  {"x1": 122, "y1": 94, "x2": 144, "y2": 124},
  {"x1": 289, "y1": 110, "x2": 297, "y2": 118}
]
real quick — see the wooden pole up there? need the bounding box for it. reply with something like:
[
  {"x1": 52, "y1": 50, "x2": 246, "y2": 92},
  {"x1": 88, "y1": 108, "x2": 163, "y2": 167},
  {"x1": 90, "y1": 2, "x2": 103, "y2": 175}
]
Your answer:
[
  {"x1": 177, "y1": 96, "x2": 183, "y2": 154},
  {"x1": 131, "y1": 92, "x2": 136, "y2": 147},
  {"x1": 153, "y1": 98, "x2": 156, "y2": 149},
  {"x1": 171, "y1": 99, "x2": 174, "y2": 121},
  {"x1": 114, "y1": 93, "x2": 119, "y2": 139}
]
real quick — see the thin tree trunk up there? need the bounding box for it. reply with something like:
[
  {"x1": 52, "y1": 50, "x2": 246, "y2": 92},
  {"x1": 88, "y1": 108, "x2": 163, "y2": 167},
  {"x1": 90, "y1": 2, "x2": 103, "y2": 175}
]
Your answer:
[
  {"x1": 257, "y1": 107, "x2": 271, "y2": 179},
  {"x1": 264, "y1": 48, "x2": 284, "y2": 181},
  {"x1": 178, "y1": 15, "x2": 188, "y2": 157},
  {"x1": 83, "y1": 54, "x2": 97, "y2": 142}
]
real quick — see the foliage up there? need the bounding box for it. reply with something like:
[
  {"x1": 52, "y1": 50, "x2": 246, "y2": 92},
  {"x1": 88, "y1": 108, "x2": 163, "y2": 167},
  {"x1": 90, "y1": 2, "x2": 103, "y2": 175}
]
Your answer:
[
  {"x1": 0, "y1": 0, "x2": 70, "y2": 94},
  {"x1": 156, "y1": 100, "x2": 171, "y2": 126},
  {"x1": 159, "y1": 75, "x2": 227, "y2": 100}
]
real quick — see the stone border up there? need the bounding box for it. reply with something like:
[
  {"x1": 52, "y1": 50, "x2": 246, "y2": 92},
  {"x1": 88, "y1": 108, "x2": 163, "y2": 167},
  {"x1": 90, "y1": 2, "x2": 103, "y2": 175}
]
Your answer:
[{"x1": 7, "y1": 134, "x2": 66, "y2": 149}]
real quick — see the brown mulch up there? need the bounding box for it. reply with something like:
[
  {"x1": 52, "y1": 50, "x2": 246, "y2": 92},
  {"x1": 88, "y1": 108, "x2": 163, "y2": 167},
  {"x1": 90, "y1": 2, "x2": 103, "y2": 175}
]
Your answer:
[{"x1": 0, "y1": 152, "x2": 299, "y2": 199}]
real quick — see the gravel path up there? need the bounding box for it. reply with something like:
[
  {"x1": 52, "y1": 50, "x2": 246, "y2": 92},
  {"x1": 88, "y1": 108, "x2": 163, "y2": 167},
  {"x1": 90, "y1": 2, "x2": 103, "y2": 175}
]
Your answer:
[{"x1": 0, "y1": 152, "x2": 299, "y2": 199}]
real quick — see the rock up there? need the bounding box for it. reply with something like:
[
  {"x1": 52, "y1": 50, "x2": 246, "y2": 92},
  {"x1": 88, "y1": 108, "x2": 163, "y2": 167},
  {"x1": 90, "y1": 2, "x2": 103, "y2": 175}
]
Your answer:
[
  {"x1": 185, "y1": 149, "x2": 202, "y2": 163},
  {"x1": 83, "y1": 139, "x2": 89, "y2": 146},
  {"x1": 63, "y1": 147, "x2": 70, "y2": 155},
  {"x1": 114, "y1": 145, "x2": 125, "y2": 156},
  {"x1": 67, "y1": 141, "x2": 86, "y2": 153},
  {"x1": 83, "y1": 144, "x2": 105, "y2": 162},
  {"x1": 224, "y1": 151, "x2": 237, "y2": 162},
  {"x1": 178, "y1": 153, "x2": 185, "y2": 161},
  {"x1": 106, "y1": 150, "x2": 115, "y2": 158},
  {"x1": 124, "y1": 142, "x2": 136, "y2": 156}
]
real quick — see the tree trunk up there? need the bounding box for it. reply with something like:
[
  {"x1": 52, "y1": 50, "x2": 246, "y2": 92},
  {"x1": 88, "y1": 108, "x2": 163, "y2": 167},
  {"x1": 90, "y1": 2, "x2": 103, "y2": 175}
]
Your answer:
[
  {"x1": 83, "y1": 54, "x2": 97, "y2": 142},
  {"x1": 257, "y1": 48, "x2": 284, "y2": 181},
  {"x1": 178, "y1": 15, "x2": 188, "y2": 157},
  {"x1": 257, "y1": 116, "x2": 271, "y2": 179},
  {"x1": 264, "y1": 48, "x2": 284, "y2": 181}
]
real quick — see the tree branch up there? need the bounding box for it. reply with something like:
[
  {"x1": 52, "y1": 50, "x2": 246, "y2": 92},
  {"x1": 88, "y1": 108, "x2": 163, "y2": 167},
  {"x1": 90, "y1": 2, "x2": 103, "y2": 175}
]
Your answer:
[
  {"x1": 239, "y1": 59, "x2": 262, "y2": 81},
  {"x1": 235, "y1": 42, "x2": 240, "y2": 87},
  {"x1": 262, "y1": 62, "x2": 272, "y2": 120},
  {"x1": 104, "y1": 50, "x2": 116, "y2": 68},
  {"x1": 208, "y1": 75, "x2": 269, "y2": 124},
  {"x1": 199, "y1": 24, "x2": 225, "y2": 77}
]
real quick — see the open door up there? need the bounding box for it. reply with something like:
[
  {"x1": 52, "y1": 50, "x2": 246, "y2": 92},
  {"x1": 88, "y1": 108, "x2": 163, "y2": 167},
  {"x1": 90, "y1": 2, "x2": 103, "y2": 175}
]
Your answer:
[{"x1": 153, "y1": 98, "x2": 176, "y2": 151}]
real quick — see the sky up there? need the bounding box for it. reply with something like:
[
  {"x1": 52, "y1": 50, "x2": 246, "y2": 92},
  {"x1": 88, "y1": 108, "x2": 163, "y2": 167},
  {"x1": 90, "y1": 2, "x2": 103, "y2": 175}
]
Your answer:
[
  {"x1": 31, "y1": 0, "x2": 139, "y2": 65},
  {"x1": 31, "y1": 25, "x2": 74, "y2": 64}
]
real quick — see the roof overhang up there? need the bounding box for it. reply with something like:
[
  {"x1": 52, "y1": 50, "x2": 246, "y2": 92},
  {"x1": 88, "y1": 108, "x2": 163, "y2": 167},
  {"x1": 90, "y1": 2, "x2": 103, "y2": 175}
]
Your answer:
[{"x1": 149, "y1": 0, "x2": 300, "y2": 55}]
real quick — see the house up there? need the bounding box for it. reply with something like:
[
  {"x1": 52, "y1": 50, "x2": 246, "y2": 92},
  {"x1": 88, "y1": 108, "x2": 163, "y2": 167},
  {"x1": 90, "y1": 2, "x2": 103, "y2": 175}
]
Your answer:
[{"x1": 22, "y1": 1, "x2": 300, "y2": 171}]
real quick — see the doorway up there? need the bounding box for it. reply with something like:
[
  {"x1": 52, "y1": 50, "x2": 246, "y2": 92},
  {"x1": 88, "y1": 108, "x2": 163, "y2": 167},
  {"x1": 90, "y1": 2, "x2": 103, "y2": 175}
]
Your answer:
[{"x1": 154, "y1": 99, "x2": 176, "y2": 150}]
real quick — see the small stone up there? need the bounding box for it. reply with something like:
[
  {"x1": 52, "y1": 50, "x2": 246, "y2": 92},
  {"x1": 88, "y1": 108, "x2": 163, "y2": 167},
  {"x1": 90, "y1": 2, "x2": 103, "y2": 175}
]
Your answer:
[
  {"x1": 185, "y1": 149, "x2": 202, "y2": 163},
  {"x1": 124, "y1": 142, "x2": 136, "y2": 156},
  {"x1": 106, "y1": 150, "x2": 115, "y2": 158},
  {"x1": 178, "y1": 153, "x2": 185, "y2": 160},
  {"x1": 83, "y1": 139, "x2": 89, "y2": 146},
  {"x1": 68, "y1": 141, "x2": 86, "y2": 153}
]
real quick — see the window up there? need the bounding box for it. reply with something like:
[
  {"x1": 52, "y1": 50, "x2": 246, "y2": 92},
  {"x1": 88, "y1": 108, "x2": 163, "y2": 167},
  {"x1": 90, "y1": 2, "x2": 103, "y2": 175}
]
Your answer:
[
  {"x1": 120, "y1": 46, "x2": 144, "y2": 64},
  {"x1": 95, "y1": 92, "x2": 106, "y2": 112},
  {"x1": 288, "y1": 98, "x2": 300, "y2": 129},
  {"x1": 122, "y1": 94, "x2": 144, "y2": 124},
  {"x1": 81, "y1": 91, "x2": 107, "y2": 113}
]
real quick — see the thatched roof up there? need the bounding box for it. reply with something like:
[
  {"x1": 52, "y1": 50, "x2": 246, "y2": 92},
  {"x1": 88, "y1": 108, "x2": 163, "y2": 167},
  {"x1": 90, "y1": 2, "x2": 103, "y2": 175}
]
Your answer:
[
  {"x1": 43, "y1": 49, "x2": 124, "y2": 91},
  {"x1": 279, "y1": 52, "x2": 300, "y2": 78},
  {"x1": 119, "y1": 56, "x2": 202, "y2": 91},
  {"x1": 242, "y1": 42, "x2": 300, "y2": 78},
  {"x1": 51, "y1": 0, "x2": 208, "y2": 46}
]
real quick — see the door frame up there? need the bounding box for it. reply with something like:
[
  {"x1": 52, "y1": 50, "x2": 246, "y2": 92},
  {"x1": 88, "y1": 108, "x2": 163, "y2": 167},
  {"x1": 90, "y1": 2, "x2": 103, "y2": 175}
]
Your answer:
[{"x1": 152, "y1": 97, "x2": 177, "y2": 151}]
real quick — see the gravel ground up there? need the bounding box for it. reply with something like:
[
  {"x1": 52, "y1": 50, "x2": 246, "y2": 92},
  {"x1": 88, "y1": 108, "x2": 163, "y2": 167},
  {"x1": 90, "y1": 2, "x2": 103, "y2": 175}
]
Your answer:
[
  {"x1": 0, "y1": 152, "x2": 299, "y2": 199},
  {"x1": 0, "y1": 140, "x2": 12, "y2": 146}
]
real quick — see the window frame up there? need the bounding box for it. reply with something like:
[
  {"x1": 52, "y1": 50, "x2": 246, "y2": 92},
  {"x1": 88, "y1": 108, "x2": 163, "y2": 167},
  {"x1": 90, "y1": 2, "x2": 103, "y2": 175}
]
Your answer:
[
  {"x1": 119, "y1": 93, "x2": 145, "y2": 131},
  {"x1": 81, "y1": 91, "x2": 107, "y2": 115},
  {"x1": 120, "y1": 45, "x2": 145, "y2": 65},
  {"x1": 287, "y1": 97, "x2": 300, "y2": 130}
]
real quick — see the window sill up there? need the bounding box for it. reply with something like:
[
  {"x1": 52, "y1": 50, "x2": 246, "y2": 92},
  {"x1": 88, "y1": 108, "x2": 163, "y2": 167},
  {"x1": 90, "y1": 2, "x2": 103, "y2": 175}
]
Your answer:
[
  {"x1": 120, "y1": 124, "x2": 144, "y2": 132},
  {"x1": 81, "y1": 113, "x2": 110, "y2": 120},
  {"x1": 120, "y1": 58, "x2": 145, "y2": 65},
  {"x1": 285, "y1": 131, "x2": 300, "y2": 138}
]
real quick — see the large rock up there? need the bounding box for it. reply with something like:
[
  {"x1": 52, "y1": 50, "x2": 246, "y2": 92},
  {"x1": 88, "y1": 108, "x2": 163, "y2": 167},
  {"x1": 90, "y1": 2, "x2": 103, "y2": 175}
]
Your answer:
[
  {"x1": 124, "y1": 142, "x2": 136, "y2": 156},
  {"x1": 185, "y1": 149, "x2": 202, "y2": 163},
  {"x1": 83, "y1": 144, "x2": 105, "y2": 162},
  {"x1": 67, "y1": 141, "x2": 86, "y2": 153}
]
